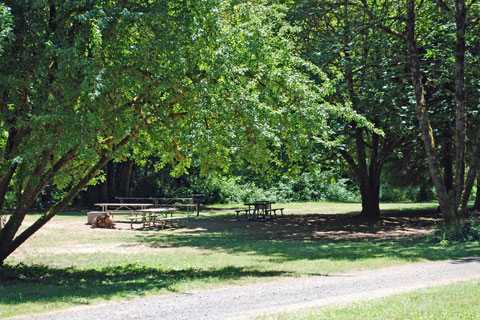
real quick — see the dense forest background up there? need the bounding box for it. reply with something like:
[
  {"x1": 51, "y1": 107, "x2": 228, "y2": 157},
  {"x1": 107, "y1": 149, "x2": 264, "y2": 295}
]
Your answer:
[{"x1": 23, "y1": 158, "x2": 437, "y2": 209}]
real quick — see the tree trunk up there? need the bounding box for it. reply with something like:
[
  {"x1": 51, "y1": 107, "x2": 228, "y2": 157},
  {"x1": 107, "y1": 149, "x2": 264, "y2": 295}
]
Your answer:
[
  {"x1": 100, "y1": 164, "x2": 109, "y2": 202},
  {"x1": 360, "y1": 183, "x2": 381, "y2": 221},
  {"x1": 454, "y1": 0, "x2": 467, "y2": 208},
  {"x1": 107, "y1": 161, "x2": 115, "y2": 201},
  {"x1": 442, "y1": 142, "x2": 454, "y2": 192},
  {"x1": 406, "y1": 0, "x2": 457, "y2": 226},
  {"x1": 339, "y1": 128, "x2": 382, "y2": 222},
  {"x1": 0, "y1": 155, "x2": 112, "y2": 264},
  {"x1": 474, "y1": 173, "x2": 480, "y2": 211},
  {"x1": 340, "y1": 9, "x2": 382, "y2": 222},
  {"x1": 419, "y1": 184, "x2": 430, "y2": 202},
  {"x1": 85, "y1": 164, "x2": 110, "y2": 205},
  {"x1": 117, "y1": 160, "x2": 134, "y2": 197},
  {"x1": 0, "y1": 132, "x2": 135, "y2": 265},
  {"x1": 458, "y1": 128, "x2": 480, "y2": 217},
  {"x1": 359, "y1": 155, "x2": 381, "y2": 222},
  {"x1": 363, "y1": 130, "x2": 382, "y2": 221}
]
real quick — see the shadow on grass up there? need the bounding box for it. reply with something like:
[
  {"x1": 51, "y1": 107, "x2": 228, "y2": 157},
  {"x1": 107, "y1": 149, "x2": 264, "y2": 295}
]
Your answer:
[
  {"x1": 0, "y1": 263, "x2": 288, "y2": 306},
  {"x1": 137, "y1": 233, "x2": 480, "y2": 263},
  {"x1": 133, "y1": 209, "x2": 480, "y2": 263}
]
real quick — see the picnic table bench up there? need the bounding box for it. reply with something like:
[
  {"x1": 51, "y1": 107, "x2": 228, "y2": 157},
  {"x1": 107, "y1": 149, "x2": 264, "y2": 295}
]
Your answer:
[
  {"x1": 131, "y1": 208, "x2": 188, "y2": 229},
  {"x1": 87, "y1": 203, "x2": 154, "y2": 224},
  {"x1": 116, "y1": 195, "x2": 205, "y2": 216},
  {"x1": 156, "y1": 216, "x2": 188, "y2": 229},
  {"x1": 235, "y1": 201, "x2": 284, "y2": 220},
  {"x1": 126, "y1": 214, "x2": 158, "y2": 229}
]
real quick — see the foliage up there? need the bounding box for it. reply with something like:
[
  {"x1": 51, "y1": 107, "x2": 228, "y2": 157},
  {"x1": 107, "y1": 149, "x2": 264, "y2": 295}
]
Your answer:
[
  {"x1": 428, "y1": 219, "x2": 480, "y2": 243},
  {"x1": 0, "y1": 3, "x2": 14, "y2": 54},
  {"x1": 207, "y1": 172, "x2": 360, "y2": 203},
  {"x1": 379, "y1": 184, "x2": 436, "y2": 202},
  {"x1": 288, "y1": 0, "x2": 416, "y2": 220},
  {"x1": 127, "y1": 165, "x2": 360, "y2": 204},
  {"x1": 2, "y1": 0, "x2": 371, "y2": 263},
  {"x1": 272, "y1": 172, "x2": 359, "y2": 203}
]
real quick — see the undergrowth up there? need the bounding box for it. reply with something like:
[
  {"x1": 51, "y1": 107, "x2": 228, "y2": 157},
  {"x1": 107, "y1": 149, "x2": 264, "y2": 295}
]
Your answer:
[{"x1": 427, "y1": 218, "x2": 480, "y2": 244}]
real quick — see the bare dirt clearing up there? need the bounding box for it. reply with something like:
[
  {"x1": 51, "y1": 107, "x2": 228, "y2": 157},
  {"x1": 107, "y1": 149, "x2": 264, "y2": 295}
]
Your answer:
[{"x1": 182, "y1": 209, "x2": 456, "y2": 241}]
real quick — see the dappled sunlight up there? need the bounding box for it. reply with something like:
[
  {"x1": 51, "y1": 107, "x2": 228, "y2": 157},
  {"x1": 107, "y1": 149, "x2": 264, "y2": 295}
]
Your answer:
[
  {"x1": 131, "y1": 210, "x2": 480, "y2": 264},
  {"x1": 0, "y1": 263, "x2": 292, "y2": 309},
  {"x1": 3, "y1": 205, "x2": 479, "y2": 319}
]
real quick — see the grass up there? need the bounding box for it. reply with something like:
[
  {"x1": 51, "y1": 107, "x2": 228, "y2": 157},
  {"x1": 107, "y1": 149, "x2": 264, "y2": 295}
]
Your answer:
[
  {"x1": 1, "y1": 201, "x2": 479, "y2": 318},
  {"x1": 256, "y1": 280, "x2": 480, "y2": 320},
  {"x1": 206, "y1": 201, "x2": 439, "y2": 217}
]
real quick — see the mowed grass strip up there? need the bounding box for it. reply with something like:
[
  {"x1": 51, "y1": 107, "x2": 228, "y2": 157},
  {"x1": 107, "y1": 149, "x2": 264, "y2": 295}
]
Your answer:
[
  {"x1": 1, "y1": 202, "x2": 479, "y2": 318},
  {"x1": 256, "y1": 280, "x2": 480, "y2": 320}
]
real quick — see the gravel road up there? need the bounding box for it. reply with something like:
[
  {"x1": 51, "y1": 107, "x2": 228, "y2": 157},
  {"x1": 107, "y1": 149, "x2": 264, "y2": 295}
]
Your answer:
[{"x1": 14, "y1": 257, "x2": 480, "y2": 320}]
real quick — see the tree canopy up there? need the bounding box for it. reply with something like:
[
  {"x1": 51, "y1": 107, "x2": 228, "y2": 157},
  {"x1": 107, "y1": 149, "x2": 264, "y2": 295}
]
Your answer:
[{"x1": 0, "y1": 0, "x2": 371, "y2": 264}]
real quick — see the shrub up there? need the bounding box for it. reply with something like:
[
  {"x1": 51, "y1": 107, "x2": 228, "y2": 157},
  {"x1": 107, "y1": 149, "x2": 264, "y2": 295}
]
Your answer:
[
  {"x1": 380, "y1": 184, "x2": 436, "y2": 202},
  {"x1": 187, "y1": 171, "x2": 360, "y2": 204},
  {"x1": 427, "y1": 219, "x2": 480, "y2": 243}
]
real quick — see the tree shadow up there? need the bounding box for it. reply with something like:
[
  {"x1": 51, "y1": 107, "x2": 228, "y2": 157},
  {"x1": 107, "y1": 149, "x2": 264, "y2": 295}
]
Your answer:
[
  {"x1": 0, "y1": 263, "x2": 288, "y2": 306},
  {"x1": 133, "y1": 210, "x2": 480, "y2": 263}
]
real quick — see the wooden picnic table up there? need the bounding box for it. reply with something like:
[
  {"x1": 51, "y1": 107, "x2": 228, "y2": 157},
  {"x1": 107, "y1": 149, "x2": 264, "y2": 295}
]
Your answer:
[
  {"x1": 116, "y1": 196, "x2": 204, "y2": 216},
  {"x1": 89, "y1": 203, "x2": 153, "y2": 223},
  {"x1": 126, "y1": 207, "x2": 177, "y2": 229},
  {"x1": 133, "y1": 207, "x2": 188, "y2": 229},
  {"x1": 136, "y1": 207, "x2": 177, "y2": 218},
  {"x1": 236, "y1": 201, "x2": 283, "y2": 220},
  {"x1": 95, "y1": 203, "x2": 153, "y2": 213}
]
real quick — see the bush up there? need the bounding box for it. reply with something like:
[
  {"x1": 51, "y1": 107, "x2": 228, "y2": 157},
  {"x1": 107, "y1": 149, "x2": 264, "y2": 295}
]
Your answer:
[
  {"x1": 380, "y1": 184, "x2": 436, "y2": 202},
  {"x1": 427, "y1": 219, "x2": 480, "y2": 243},
  {"x1": 168, "y1": 171, "x2": 361, "y2": 204},
  {"x1": 195, "y1": 171, "x2": 360, "y2": 204},
  {"x1": 190, "y1": 176, "x2": 274, "y2": 204}
]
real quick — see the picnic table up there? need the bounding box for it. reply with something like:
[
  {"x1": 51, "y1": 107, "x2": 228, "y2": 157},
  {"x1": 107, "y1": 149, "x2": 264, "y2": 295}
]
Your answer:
[
  {"x1": 95, "y1": 203, "x2": 153, "y2": 213},
  {"x1": 116, "y1": 196, "x2": 204, "y2": 216},
  {"x1": 138, "y1": 208, "x2": 188, "y2": 229},
  {"x1": 235, "y1": 201, "x2": 284, "y2": 220},
  {"x1": 87, "y1": 203, "x2": 153, "y2": 224},
  {"x1": 129, "y1": 207, "x2": 179, "y2": 229}
]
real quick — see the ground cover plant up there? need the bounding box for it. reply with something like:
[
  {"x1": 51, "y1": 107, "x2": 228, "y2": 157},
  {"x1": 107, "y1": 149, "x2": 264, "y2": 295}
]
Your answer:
[
  {"x1": 257, "y1": 280, "x2": 480, "y2": 320},
  {"x1": 1, "y1": 202, "x2": 479, "y2": 318}
]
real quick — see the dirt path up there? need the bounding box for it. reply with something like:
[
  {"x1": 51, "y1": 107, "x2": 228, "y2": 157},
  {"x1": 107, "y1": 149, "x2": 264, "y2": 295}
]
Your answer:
[{"x1": 14, "y1": 257, "x2": 480, "y2": 320}]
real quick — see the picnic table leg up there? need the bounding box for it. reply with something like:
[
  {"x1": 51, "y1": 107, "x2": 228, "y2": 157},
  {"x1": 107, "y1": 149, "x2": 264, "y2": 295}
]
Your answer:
[{"x1": 142, "y1": 214, "x2": 149, "y2": 228}]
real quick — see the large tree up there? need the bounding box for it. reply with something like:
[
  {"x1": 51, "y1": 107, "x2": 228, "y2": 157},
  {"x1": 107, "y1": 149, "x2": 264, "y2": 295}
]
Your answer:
[
  {"x1": 0, "y1": 1, "x2": 366, "y2": 264},
  {"x1": 358, "y1": 0, "x2": 480, "y2": 227},
  {"x1": 291, "y1": 0, "x2": 412, "y2": 221}
]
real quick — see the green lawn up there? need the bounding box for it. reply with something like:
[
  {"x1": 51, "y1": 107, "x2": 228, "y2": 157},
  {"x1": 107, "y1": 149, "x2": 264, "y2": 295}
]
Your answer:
[
  {"x1": 1, "y1": 202, "x2": 479, "y2": 318},
  {"x1": 256, "y1": 280, "x2": 480, "y2": 320}
]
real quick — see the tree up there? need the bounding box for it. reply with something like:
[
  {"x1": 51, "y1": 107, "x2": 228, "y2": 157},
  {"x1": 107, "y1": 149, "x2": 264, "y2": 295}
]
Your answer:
[
  {"x1": 290, "y1": 0, "x2": 412, "y2": 221},
  {"x1": 359, "y1": 0, "x2": 480, "y2": 227},
  {"x1": 0, "y1": 1, "x2": 365, "y2": 265}
]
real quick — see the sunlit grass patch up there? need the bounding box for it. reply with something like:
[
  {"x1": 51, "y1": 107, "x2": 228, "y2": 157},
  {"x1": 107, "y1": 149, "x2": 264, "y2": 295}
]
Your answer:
[{"x1": 257, "y1": 280, "x2": 480, "y2": 320}]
